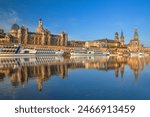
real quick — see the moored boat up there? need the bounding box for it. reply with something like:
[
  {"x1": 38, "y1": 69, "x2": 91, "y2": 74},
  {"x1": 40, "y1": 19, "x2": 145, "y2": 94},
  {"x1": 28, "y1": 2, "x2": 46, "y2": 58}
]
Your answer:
[
  {"x1": 0, "y1": 44, "x2": 64, "y2": 57},
  {"x1": 130, "y1": 52, "x2": 149, "y2": 57},
  {"x1": 70, "y1": 48, "x2": 109, "y2": 56}
]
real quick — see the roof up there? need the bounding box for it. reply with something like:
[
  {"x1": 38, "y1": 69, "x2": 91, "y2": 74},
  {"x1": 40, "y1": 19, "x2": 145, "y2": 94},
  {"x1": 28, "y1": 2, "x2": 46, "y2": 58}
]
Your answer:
[
  {"x1": 10, "y1": 23, "x2": 19, "y2": 31},
  {"x1": 95, "y1": 38, "x2": 116, "y2": 43}
]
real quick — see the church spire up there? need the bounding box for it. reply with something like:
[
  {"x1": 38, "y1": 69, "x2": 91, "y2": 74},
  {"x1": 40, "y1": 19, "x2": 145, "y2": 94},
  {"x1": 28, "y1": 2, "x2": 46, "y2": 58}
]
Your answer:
[
  {"x1": 38, "y1": 18, "x2": 43, "y2": 28},
  {"x1": 120, "y1": 30, "x2": 124, "y2": 39},
  {"x1": 120, "y1": 30, "x2": 124, "y2": 46},
  {"x1": 36, "y1": 18, "x2": 43, "y2": 33},
  {"x1": 114, "y1": 32, "x2": 119, "y2": 42},
  {"x1": 134, "y1": 28, "x2": 138, "y2": 40}
]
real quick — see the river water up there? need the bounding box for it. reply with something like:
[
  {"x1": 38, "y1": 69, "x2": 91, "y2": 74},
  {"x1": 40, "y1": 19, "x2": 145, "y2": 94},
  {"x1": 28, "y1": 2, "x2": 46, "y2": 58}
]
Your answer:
[{"x1": 0, "y1": 56, "x2": 150, "y2": 100}]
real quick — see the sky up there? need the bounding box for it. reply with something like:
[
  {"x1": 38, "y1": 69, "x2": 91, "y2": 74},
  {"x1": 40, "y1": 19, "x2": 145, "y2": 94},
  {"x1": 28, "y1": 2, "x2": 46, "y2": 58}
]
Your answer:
[{"x1": 0, "y1": 0, "x2": 150, "y2": 46}]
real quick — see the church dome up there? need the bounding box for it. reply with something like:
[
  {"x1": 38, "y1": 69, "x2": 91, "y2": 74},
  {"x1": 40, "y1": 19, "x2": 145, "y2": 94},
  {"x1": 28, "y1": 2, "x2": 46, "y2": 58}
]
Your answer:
[
  {"x1": 115, "y1": 32, "x2": 118, "y2": 35},
  {"x1": 0, "y1": 28, "x2": 4, "y2": 34},
  {"x1": 10, "y1": 23, "x2": 19, "y2": 31}
]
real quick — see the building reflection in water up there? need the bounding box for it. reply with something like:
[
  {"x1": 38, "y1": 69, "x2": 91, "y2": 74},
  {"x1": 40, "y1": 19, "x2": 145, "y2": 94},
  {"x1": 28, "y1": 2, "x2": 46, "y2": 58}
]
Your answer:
[{"x1": 0, "y1": 56, "x2": 150, "y2": 91}]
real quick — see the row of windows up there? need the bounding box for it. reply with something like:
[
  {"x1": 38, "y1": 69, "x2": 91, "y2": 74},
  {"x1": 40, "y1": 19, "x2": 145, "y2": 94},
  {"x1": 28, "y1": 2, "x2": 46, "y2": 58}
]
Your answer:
[{"x1": 36, "y1": 51, "x2": 56, "y2": 54}]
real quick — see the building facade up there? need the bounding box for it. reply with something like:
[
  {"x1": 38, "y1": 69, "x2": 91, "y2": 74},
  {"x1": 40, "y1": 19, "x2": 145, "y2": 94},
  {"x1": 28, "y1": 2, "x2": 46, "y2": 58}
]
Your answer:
[
  {"x1": 0, "y1": 28, "x2": 4, "y2": 35},
  {"x1": 85, "y1": 31, "x2": 124, "y2": 48},
  {"x1": 128, "y1": 28, "x2": 143, "y2": 52},
  {"x1": 67, "y1": 40, "x2": 85, "y2": 47},
  {"x1": 84, "y1": 29, "x2": 150, "y2": 54},
  {"x1": 0, "y1": 19, "x2": 68, "y2": 46}
]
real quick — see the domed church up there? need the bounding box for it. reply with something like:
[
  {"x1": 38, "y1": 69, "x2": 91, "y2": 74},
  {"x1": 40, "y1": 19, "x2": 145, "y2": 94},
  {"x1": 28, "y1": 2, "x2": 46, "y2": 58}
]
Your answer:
[
  {"x1": 9, "y1": 23, "x2": 20, "y2": 37},
  {"x1": 0, "y1": 19, "x2": 68, "y2": 46}
]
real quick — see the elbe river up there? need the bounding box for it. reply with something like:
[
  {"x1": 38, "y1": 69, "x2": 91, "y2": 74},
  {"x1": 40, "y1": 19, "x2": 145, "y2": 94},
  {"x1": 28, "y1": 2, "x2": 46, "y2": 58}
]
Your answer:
[{"x1": 0, "y1": 56, "x2": 150, "y2": 100}]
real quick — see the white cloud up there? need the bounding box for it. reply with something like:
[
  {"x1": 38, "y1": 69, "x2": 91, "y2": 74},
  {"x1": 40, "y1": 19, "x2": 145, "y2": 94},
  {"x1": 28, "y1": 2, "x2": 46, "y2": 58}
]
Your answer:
[{"x1": 0, "y1": 9, "x2": 21, "y2": 32}]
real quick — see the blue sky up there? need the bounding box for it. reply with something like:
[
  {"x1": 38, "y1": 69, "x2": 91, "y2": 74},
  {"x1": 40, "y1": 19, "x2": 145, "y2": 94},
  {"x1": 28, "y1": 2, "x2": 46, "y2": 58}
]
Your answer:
[{"x1": 0, "y1": 0, "x2": 150, "y2": 46}]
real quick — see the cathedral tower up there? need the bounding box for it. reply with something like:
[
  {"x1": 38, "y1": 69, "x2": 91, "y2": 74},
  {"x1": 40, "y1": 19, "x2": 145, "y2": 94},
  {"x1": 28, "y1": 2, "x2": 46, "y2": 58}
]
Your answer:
[
  {"x1": 134, "y1": 28, "x2": 138, "y2": 40},
  {"x1": 114, "y1": 32, "x2": 119, "y2": 42},
  {"x1": 18, "y1": 25, "x2": 28, "y2": 44},
  {"x1": 36, "y1": 18, "x2": 43, "y2": 33},
  {"x1": 120, "y1": 30, "x2": 124, "y2": 47}
]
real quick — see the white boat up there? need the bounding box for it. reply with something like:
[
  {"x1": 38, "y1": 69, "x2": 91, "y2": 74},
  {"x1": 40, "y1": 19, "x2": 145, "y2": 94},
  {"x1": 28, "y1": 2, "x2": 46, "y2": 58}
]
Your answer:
[
  {"x1": 138, "y1": 52, "x2": 149, "y2": 57},
  {"x1": 130, "y1": 52, "x2": 149, "y2": 57},
  {"x1": 70, "y1": 48, "x2": 109, "y2": 56},
  {"x1": 0, "y1": 44, "x2": 64, "y2": 57},
  {"x1": 70, "y1": 55, "x2": 110, "y2": 61},
  {"x1": 20, "y1": 48, "x2": 64, "y2": 56}
]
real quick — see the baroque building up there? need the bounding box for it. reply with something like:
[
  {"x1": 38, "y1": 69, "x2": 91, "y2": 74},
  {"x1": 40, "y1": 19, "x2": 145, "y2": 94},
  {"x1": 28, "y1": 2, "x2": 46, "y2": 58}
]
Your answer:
[
  {"x1": 120, "y1": 31, "x2": 124, "y2": 47},
  {"x1": 0, "y1": 28, "x2": 10, "y2": 43},
  {"x1": 84, "y1": 29, "x2": 150, "y2": 55},
  {"x1": 0, "y1": 28, "x2": 4, "y2": 35},
  {"x1": 128, "y1": 28, "x2": 143, "y2": 52},
  {"x1": 0, "y1": 19, "x2": 68, "y2": 46},
  {"x1": 85, "y1": 31, "x2": 125, "y2": 48},
  {"x1": 67, "y1": 40, "x2": 85, "y2": 47}
]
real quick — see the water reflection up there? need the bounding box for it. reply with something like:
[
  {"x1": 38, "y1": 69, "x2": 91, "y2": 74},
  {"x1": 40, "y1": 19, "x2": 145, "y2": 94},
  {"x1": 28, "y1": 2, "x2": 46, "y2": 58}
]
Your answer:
[{"x1": 0, "y1": 56, "x2": 150, "y2": 92}]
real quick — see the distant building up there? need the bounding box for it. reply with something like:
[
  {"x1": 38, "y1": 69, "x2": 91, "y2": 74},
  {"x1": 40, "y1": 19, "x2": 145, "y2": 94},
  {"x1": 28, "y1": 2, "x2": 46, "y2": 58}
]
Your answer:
[
  {"x1": 128, "y1": 28, "x2": 143, "y2": 52},
  {"x1": 84, "y1": 29, "x2": 150, "y2": 54},
  {"x1": 85, "y1": 41, "x2": 100, "y2": 48},
  {"x1": 1, "y1": 20, "x2": 150, "y2": 55},
  {"x1": 85, "y1": 31, "x2": 124, "y2": 48},
  {"x1": 0, "y1": 28, "x2": 4, "y2": 34},
  {"x1": 0, "y1": 19, "x2": 68, "y2": 46},
  {"x1": 68, "y1": 40, "x2": 85, "y2": 47},
  {"x1": 0, "y1": 28, "x2": 9, "y2": 43},
  {"x1": 0, "y1": 28, "x2": 4, "y2": 38}
]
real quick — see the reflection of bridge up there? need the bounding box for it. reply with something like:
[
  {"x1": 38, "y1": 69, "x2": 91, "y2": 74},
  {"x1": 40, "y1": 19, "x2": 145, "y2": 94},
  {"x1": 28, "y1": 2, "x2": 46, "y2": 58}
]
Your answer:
[{"x1": 0, "y1": 56, "x2": 150, "y2": 91}]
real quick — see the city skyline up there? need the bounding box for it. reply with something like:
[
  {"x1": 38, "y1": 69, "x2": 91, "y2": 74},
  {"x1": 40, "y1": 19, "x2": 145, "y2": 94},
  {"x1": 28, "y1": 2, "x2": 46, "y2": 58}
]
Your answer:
[{"x1": 1, "y1": 0, "x2": 150, "y2": 46}]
